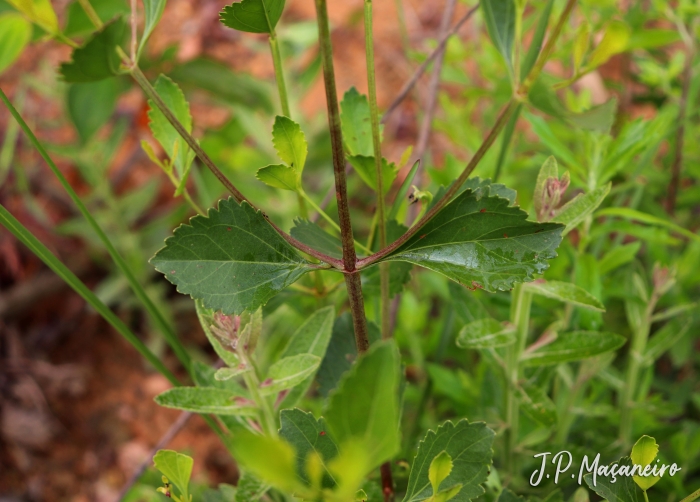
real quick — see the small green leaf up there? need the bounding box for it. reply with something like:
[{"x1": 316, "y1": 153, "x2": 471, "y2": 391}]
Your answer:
[
  {"x1": 279, "y1": 409, "x2": 339, "y2": 487},
  {"x1": 272, "y1": 115, "x2": 307, "y2": 175},
  {"x1": 554, "y1": 183, "x2": 611, "y2": 236},
  {"x1": 219, "y1": 0, "x2": 285, "y2": 34},
  {"x1": 147, "y1": 74, "x2": 195, "y2": 178},
  {"x1": 290, "y1": 219, "x2": 343, "y2": 259},
  {"x1": 138, "y1": 0, "x2": 167, "y2": 57},
  {"x1": 340, "y1": 88, "x2": 375, "y2": 157},
  {"x1": 626, "y1": 29, "x2": 680, "y2": 50},
  {"x1": 382, "y1": 187, "x2": 564, "y2": 292},
  {"x1": 347, "y1": 155, "x2": 397, "y2": 195},
  {"x1": 482, "y1": 0, "x2": 515, "y2": 71},
  {"x1": 257, "y1": 164, "x2": 300, "y2": 191},
  {"x1": 429, "y1": 451, "x2": 454, "y2": 496},
  {"x1": 6, "y1": 0, "x2": 57, "y2": 33},
  {"x1": 155, "y1": 387, "x2": 257, "y2": 415},
  {"x1": 456, "y1": 318, "x2": 516, "y2": 349},
  {"x1": 644, "y1": 318, "x2": 691, "y2": 365},
  {"x1": 60, "y1": 17, "x2": 126, "y2": 82},
  {"x1": 584, "y1": 457, "x2": 644, "y2": 502},
  {"x1": 517, "y1": 384, "x2": 557, "y2": 426},
  {"x1": 153, "y1": 450, "x2": 193, "y2": 501},
  {"x1": 277, "y1": 306, "x2": 335, "y2": 408},
  {"x1": 573, "y1": 21, "x2": 590, "y2": 73},
  {"x1": 587, "y1": 21, "x2": 630, "y2": 70},
  {"x1": 151, "y1": 198, "x2": 314, "y2": 315},
  {"x1": 0, "y1": 13, "x2": 31, "y2": 75},
  {"x1": 215, "y1": 365, "x2": 250, "y2": 380},
  {"x1": 598, "y1": 242, "x2": 641, "y2": 275},
  {"x1": 521, "y1": 331, "x2": 626, "y2": 366},
  {"x1": 596, "y1": 207, "x2": 700, "y2": 244},
  {"x1": 631, "y1": 436, "x2": 660, "y2": 491},
  {"x1": 325, "y1": 341, "x2": 401, "y2": 471},
  {"x1": 260, "y1": 354, "x2": 321, "y2": 396},
  {"x1": 525, "y1": 280, "x2": 605, "y2": 311},
  {"x1": 402, "y1": 419, "x2": 495, "y2": 502},
  {"x1": 67, "y1": 79, "x2": 120, "y2": 144},
  {"x1": 520, "y1": 0, "x2": 554, "y2": 79}
]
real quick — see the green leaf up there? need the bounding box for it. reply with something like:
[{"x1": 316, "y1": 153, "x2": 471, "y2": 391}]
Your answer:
[
  {"x1": 596, "y1": 207, "x2": 700, "y2": 244},
  {"x1": 402, "y1": 419, "x2": 495, "y2": 502},
  {"x1": 584, "y1": 457, "x2": 644, "y2": 502},
  {"x1": 573, "y1": 21, "x2": 590, "y2": 73},
  {"x1": 587, "y1": 21, "x2": 630, "y2": 70},
  {"x1": 63, "y1": 0, "x2": 128, "y2": 37},
  {"x1": 67, "y1": 79, "x2": 120, "y2": 143},
  {"x1": 155, "y1": 387, "x2": 257, "y2": 415},
  {"x1": 230, "y1": 430, "x2": 308, "y2": 495},
  {"x1": 290, "y1": 219, "x2": 343, "y2": 259},
  {"x1": 429, "y1": 451, "x2": 454, "y2": 496},
  {"x1": 147, "y1": 74, "x2": 195, "y2": 178},
  {"x1": 644, "y1": 318, "x2": 691, "y2": 365},
  {"x1": 481, "y1": 0, "x2": 515, "y2": 70},
  {"x1": 219, "y1": 0, "x2": 285, "y2": 34},
  {"x1": 60, "y1": 17, "x2": 126, "y2": 82},
  {"x1": 279, "y1": 409, "x2": 339, "y2": 488},
  {"x1": 382, "y1": 187, "x2": 564, "y2": 292},
  {"x1": 6, "y1": 0, "x2": 56, "y2": 33},
  {"x1": 153, "y1": 450, "x2": 193, "y2": 500},
  {"x1": 521, "y1": 331, "x2": 626, "y2": 366},
  {"x1": 151, "y1": 198, "x2": 314, "y2": 315},
  {"x1": 260, "y1": 354, "x2": 321, "y2": 396},
  {"x1": 257, "y1": 164, "x2": 300, "y2": 191},
  {"x1": 277, "y1": 306, "x2": 335, "y2": 408},
  {"x1": 598, "y1": 242, "x2": 641, "y2": 275},
  {"x1": 389, "y1": 159, "x2": 421, "y2": 221},
  {"x1": 340, "y1": 87, "x2": 375, "y2": 157},
  {"x1": 554, "y1": 183, "x2": 611, "y2": 236},
  {"x1": 325, "y1": 341, "x2": 401, "y2": 471},
  {"x1": 517, "y1": 384, "x2": 556, "y2": 426},
  {"x1": 348, "y1": 155, "x2": 397, "y2": 195},
  {"x1": 316, "y1": 313, "x2": 381, "y2": 397},
  {"x1": 456, "y1": 318, "x2": 516, "y2": 349},
  {"x1": 566, "y1": 99, "x2": 618, "y2": 132},
  {"x1": 215, "y1": 365, "x2": 250, "y2": 380},
  {"x1": 0, "y1": 13, "x2": 31, "y2": 75},
  {"x1": 138, "y1": 0, "x2": 166, "y2": 57},
  {"x1": 524, "y1": 280, "x2": 605, "y2": 311},
  {"x1": 631, "y1": 436, "x2": 660, "y2": 491},
  {"x1": 520, "y1": 0, "x2": 554, "y2": 80},
  {"x1": 272, "y1": 115, "x2": 307, "y2": 174},
  {"x1": 626, "y1": 29, "x2": 680, "y2": 50}
]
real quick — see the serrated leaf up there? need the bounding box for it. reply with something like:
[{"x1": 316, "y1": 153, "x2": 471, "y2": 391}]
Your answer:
[
  {"x1": 383, "y1": 189, "x2": 564, "y2": 292},
  {"x1": 151, "y1": 198, "x2": 314, "y2": 315},
  {"x1": 257, "y1": 164, "x2": 300, "y2": 191},
  {"x1": 429, "y1": 451, "x2": 454, "y2": 496},
  {"x1": 325, "y1": 341, "x2": 400, "y2": 470},
  {"x1": 554, "y1": 183, "x2": 611, "y2": 236},
  {"x1": 6, "y1": 0, "x2": 56, "y2": 33},
  {"x1": 147, "y1": 74, "x2": 195, "y2": 178},
  {"x1": 340, "y1": 88, "x2": 375, "y2": 157},
  {"x1": 0, "y1": 13, "x2": 31, "y2": 75},
  {"x1": 290, "y1": 219, "x2": 343, "y2": 259},
  {"x1": 584, "y1": 457, "x2": 644, "y2": 502},
  {"x1": 402, "y1": 419, "x2": 495, "y2": 502},
  {"x1": 155, "y1": 387, "x2": 257, "y2": 415},
  {"x1": 138, "y1": 0, "x2": 166, "y2": 57},
  {"x1": 316, "y1": 314, "x2": 381, "y2": 397},
  {"x1": 67, "y1": 79, "x2": 120, "y2": 143},
  {"x1": 521, "y1": 331, "x2": 626, "y2": 366},
  {"x1": 272, "y1": 115, "x2": 307, "y2": 174},
  {"x1": 348, "y1": 155, "x2": 397, "y2": 195},
  {"x1": 277, "y1": 306, "x2": 335, "y2": 408},
  {"x1": 631, "y1": 436, "x2": 660, "y2": 491},
  {"x1": 517, "y1": 384, "x2": 556, "y2": 426},
  {"x1": 587, "y1": 21, "x2": 630, "y2": 70},
  {"x1": 60, "y1": 17, "x2": 125, "y2": 82},
  {"x1": 525, "y1": 280, "x2": 605, "y2": 311},
  {"x1": 153, "y1": 450, "x2": 193, "y2": 500},
  {"x1": 279, "y1": 409, "x2": 339, "y2": 488},
  {"x1": 219, "y1": 0, "x2": 285, "y2": 34},
  {"x1": 260, "y1": 354, "x2": 321, "y2": 396},
  {"x1": 482, "y1": 0, "x2": 515, "y2": 70},
  {"x1": 456, "y1": 318, "x2": 515, "y2": 349}
]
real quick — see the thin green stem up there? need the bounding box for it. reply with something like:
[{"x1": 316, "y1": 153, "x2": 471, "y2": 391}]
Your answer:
[
  {"x1": 314, "y1": 0, "x2": 370, "y2": 350},
  {"x1": 269, "y1": 33, "x2": 291, "y2": 118},
  {"x1": 681, "y1": 488, "x2": 700, "y2": 502},
  {"x1": 513, "y1": 0, "x2": 526, "y2": 87},
  {"x1": 364, "y1": 0, "x2": 390, "y2": 339},
  {"x1": 643, "y1": 491, "x2": 649, "y2": 502},
  {"x1": 0, "y1": 87, "x2": 192, "y2": 373},
  {"x1": 77, "y1": 0, "x2": 103, "y2": 28},
  {"x1": 242, "y1": 368, "x2": 277, "y2": 437}
]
